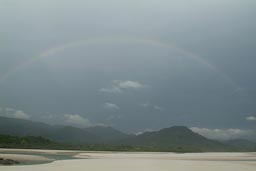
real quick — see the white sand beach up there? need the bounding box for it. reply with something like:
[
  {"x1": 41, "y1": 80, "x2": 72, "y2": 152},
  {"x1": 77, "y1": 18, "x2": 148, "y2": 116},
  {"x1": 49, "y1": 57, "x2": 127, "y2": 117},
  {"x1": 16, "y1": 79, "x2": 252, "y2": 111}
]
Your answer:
[{"x1": 1, "y1": 149, "x2": 256, "y2": 171}]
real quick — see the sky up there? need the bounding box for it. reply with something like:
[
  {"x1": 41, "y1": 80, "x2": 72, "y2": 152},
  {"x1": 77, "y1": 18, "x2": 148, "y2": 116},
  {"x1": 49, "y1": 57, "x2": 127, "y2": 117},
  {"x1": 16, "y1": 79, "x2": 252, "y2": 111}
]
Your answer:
[{"x1": 0, "y1": 0, "x2": 256, "y2": 140}]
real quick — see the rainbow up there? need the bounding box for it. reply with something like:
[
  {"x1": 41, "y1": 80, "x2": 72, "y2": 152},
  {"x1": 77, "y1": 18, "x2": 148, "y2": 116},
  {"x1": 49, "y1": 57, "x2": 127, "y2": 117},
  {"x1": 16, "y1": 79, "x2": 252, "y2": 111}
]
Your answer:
[{"x1": 0, "y1": 35, "x2": 239, "y2": 89}]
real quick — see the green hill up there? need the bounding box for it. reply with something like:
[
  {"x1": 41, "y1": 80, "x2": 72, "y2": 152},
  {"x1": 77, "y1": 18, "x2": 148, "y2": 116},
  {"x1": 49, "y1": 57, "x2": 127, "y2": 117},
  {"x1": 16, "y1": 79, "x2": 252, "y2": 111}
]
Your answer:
[
  {"x1": 0, "y1": 116, "x2": 128, "y2": 145},
  {"x1": 120, "y1": 126, "x2": 233, "y2": 152},
  {"x1": 0, "y1": 116, "x2": 101, "y2": 144},
  {"x1": 0, "y1": 134, "x2": 61, "y2": 149},
  {"x1": 0, "y1": 116, "x2": 58, "y2": 137}
]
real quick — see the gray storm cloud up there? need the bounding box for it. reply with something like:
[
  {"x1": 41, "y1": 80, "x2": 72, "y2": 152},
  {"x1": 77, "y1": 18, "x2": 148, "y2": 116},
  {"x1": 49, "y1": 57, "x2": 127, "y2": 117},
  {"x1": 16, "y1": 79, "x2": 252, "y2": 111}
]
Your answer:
[{"x1": 0, "y1": 0, "x2": 255, "y2": 134}]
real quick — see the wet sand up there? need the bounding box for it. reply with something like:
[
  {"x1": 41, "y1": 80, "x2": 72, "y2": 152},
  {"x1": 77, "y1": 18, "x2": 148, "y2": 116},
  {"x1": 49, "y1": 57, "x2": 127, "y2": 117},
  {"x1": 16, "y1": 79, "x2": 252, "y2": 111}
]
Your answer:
[{"x1": 1, "y1": 149, "x2": 256, "y2": 171}]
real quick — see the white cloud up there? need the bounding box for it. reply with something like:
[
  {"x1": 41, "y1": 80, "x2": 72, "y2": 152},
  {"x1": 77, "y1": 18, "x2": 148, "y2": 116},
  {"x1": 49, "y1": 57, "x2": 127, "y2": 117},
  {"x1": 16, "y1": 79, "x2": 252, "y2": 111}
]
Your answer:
[
  {"x1": 246, "y1": 116, "x2": 256, "y2": 121},
  {"x1": 114, "y1": 80, "x2": 146, "y2": 89},
  {"x1": 13, "y1": 110, "x2": 30, "y2": 119},
  {"x1": 100, "y1": 80, "x2": 147, "y2": 93},
  {"x1": 99, "y1": 87, "x2": 122, "y2": 93},
  {"x1": 135, "y1": 128, "x2": 154, "y2": 135},
  {"x1": 103, "y1": 103, "x2": 120, "y2": 110},
  {"x1": 139, "y1": 103, "x2": 164, "y2": 111},
  {"x1": 190, "y1": 127, "x2": 256, "y2": 141},
  {"x1": 5, "y1": 107, "x2": 15, "y2": 112},
  {"x1": 64, "y1": 114, "x2": 91, "y2": 127},
  {"x1": 140, "y1": 103, "x2": 150, "y2": 107},
  {"x1": 0, "y1": 107, "x2": 30, "y2": 120},
  {"x1": 154, "y1": 105, "x2": 164, "y2": 111}
]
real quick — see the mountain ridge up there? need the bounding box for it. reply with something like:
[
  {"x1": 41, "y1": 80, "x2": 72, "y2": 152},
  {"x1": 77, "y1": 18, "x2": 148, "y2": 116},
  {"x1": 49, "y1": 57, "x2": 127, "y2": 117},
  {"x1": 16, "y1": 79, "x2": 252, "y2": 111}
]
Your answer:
[
  {"x1": 0, "y1": 116, "x2": 129, "y2": 144},
  {"x1": 0, "y1": 116, "x2": 255, "y2": 152}
]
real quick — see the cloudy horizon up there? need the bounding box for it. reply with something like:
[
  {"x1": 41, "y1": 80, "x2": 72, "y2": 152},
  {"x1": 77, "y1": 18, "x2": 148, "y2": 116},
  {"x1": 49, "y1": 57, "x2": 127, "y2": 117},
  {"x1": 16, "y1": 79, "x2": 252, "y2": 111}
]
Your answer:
[{"x1": 1, "y1": 106, "x2": 256, "y2": 141}]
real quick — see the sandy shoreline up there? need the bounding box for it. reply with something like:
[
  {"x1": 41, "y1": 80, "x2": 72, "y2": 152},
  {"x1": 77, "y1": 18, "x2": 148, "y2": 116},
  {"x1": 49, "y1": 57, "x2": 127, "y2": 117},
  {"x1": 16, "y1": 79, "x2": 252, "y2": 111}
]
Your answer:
[
  {"x1": 0, "y1": 149, "x2": 256, "y2": 171},
  {"x1": 76, "y1": 152, "x2": 256, "y2": 161}
]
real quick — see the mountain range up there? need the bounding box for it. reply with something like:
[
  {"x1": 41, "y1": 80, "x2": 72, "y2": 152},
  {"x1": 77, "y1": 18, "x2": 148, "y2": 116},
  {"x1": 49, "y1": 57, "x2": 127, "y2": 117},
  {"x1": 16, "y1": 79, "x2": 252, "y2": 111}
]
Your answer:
[
  {"x1": 0, "y1": 116, "x2": 129, "y2": 144},
  {"x1": 0, "y1": 116, "x2": 255, "y2": 152}
]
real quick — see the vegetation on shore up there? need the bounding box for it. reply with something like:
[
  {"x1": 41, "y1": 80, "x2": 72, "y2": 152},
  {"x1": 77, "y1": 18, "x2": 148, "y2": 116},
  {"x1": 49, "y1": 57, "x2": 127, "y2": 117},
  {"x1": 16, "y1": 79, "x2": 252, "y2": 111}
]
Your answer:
[
  {"x1": 1, "y1": 134, "x2": 255, "y2": 152},
  {"x1": 0, "y1": 134, "x2": 197, "y2": 152}
]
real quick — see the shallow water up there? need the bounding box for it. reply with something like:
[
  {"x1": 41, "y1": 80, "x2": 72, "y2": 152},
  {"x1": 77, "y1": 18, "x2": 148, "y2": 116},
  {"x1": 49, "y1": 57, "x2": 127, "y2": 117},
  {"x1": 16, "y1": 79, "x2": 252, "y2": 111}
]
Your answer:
[{"x1": 0, "y1": 150, "x2": 78, "y2": 165}]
